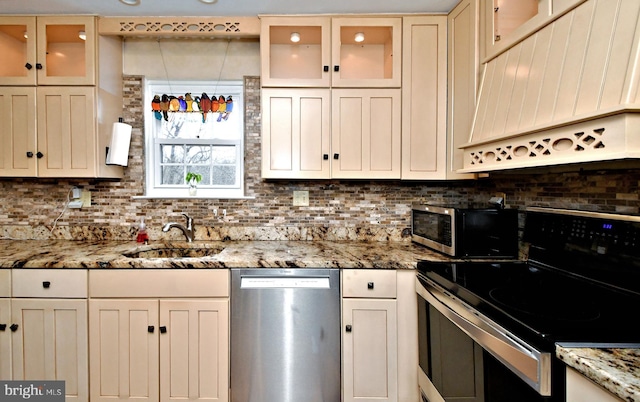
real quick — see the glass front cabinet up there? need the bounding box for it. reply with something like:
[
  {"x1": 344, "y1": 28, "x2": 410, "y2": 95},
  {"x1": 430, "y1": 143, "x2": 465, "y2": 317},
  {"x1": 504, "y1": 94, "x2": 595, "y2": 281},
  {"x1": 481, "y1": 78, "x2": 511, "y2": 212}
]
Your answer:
[
  {"x1": 260, "y1": 16, "x2": 401, "y2": 88},
  {"x1": 0, "y1": 16, "x2": 95, "y2": 86}
]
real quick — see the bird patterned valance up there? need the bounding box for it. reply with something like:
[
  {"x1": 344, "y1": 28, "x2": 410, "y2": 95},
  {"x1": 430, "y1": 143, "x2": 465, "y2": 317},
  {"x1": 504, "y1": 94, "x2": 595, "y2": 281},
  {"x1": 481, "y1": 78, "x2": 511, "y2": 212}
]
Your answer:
[{"x1": 152, "y1": 93, "x2": 233, "y2": 122}]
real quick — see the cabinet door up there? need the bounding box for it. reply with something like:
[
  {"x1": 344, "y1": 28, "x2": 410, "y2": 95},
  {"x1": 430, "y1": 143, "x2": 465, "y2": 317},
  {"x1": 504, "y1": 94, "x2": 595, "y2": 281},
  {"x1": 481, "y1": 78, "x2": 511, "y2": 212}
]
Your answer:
[
  {"x1": 332, "y1": 89, "x2": 401, "y2": 179},
  {"x1": 159, "y1": 299, "x2": 229, "y2": 402},
  {"x1": 0, "y1": 16, "x2": 37, "y2": 85},
  {"x1": 331, "y1": 17, "x2": 402, "y2": 88},
  {"x1": 401, "y1": 16, "x2": 448, "y2": 180},
  {"x1": 0, "y1": 299, "x2": 11, "y2": 380},
  {"x1": 447, "y1": 0, "x2": 479, "y2": 180},
  {"x1": 36, "y1": 16, "x2": 96, "y2": 86},
  {"x1": 261, "y1": 88, "x2": 331, "y2": 179},
  {"x1": 0, "y1": 87, "x2": 37, "y2": 177},
  {"x1": 343, "y1": 298, "x2": 398, "y2": 402},
  {"x1": 89, "y1": 299, "x2": 159, "y2": 402},
  {"x1": 260, "y1": 16, "x2": 331, "y2": 87},
  {"x1": 36, "y1": 86, "x2": 96, "y2": 178},
  {"x1": 11, "y1": 299, "x2": 88, "y2": 402}
]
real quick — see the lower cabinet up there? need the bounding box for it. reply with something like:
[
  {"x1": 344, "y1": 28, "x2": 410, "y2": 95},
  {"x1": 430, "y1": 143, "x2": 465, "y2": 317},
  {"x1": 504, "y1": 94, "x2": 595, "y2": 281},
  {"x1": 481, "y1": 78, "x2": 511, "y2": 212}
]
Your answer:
[
  {"x1": 342, "y1": 270, "x2": 398, "y2": 402},
  {"x1": 88, "y1": 269, "x2": 230, "y2": 402},
  {"x1": 566, "y1": 366, "x2": 623, "y2": 402}
]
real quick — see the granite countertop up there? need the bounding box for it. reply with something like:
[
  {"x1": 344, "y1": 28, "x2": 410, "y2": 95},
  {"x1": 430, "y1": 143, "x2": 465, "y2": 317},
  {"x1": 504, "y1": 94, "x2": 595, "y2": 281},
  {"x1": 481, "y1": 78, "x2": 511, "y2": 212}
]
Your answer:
[
  {"x1": 0, "y1": 239, "x2": 450, "y2": 269},
  {"x1": 557, "y1": 345, "x2": 640, "y2": 401}
]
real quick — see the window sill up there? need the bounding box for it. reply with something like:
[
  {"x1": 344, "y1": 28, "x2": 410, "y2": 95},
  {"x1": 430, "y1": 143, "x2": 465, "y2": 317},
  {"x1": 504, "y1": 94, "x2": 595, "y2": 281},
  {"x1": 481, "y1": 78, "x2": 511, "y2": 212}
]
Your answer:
[{"x1": 133, "y1": 195, "x2": 255, "y2": 200}]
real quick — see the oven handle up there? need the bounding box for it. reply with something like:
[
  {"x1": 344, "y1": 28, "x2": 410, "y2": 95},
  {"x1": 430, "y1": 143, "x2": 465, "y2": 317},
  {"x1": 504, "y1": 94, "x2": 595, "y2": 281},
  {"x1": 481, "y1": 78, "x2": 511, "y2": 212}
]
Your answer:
[{"x1": 416, "y1": 276, "x2": 551, "y2": 396}]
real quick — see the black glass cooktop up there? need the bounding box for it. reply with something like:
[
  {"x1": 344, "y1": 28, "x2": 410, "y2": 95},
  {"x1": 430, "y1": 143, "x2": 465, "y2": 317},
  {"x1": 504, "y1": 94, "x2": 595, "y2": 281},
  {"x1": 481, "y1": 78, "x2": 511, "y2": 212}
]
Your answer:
[{"x1": 417, "y1": 208, "x2": 640, "y2": 348}]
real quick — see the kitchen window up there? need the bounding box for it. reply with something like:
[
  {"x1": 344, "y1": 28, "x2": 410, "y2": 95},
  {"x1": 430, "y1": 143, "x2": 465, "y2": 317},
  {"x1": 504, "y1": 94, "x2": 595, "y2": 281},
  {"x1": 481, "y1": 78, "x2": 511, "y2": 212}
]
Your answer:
[{"x1": 144, "y1": 80, "x2": 244, "y2": 198}]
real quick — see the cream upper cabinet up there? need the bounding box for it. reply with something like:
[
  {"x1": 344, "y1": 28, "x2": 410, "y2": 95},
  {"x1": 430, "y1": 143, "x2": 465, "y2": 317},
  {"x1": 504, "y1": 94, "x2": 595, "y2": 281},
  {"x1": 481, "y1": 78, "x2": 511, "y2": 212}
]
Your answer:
[
  {"x1": 0, "y1": 16, "x2": 96, "y2": 86},
  {"x1": 260, "y1": 16, "x2": 331, "y2": 87},
  {"x1": 331, "y1": 88, "x2": 401, "y2": 179},
  {"x1": 260, "y1": 16, "x2": 402, "y2": 88},
  {"x1": 331, "y1": 17, "x2": 402, "y2": 88},
  {"x1": 481, "y1": 0, "x2": 587, "y2": 61},
  {"x1": 261, "y1": 88, "x2": 331, "y2": 179},
  {"x1": 401, "y1": 16, "x2": 449, "y2": 180},
  {"x1": 0, "y1": 87, "x2": 37, "y2": 176}
]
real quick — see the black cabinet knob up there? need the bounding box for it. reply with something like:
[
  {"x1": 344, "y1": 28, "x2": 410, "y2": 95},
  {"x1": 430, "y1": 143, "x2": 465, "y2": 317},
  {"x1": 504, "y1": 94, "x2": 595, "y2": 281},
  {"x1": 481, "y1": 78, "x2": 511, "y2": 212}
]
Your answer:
[
  {"x1": 334, "y1": 65, "x2": 339, "y2": 72},
  {"x1": 367, "y1": 282, "x2": 374, "y2": 290},
  {"x1": 323, "y1": 154, "x2": 329, "y2": 160},
  {"x1": 0, "y1": 324, "x2": 6, "y2": 331},
  {"x1": 10, "y1": 324, "x2": 18, "y2": 332},
  {"x1": 36, "y1": 152, "x2": 44, "y2": 158},
  {"x1": 42, "y1": 281, "x2": 51, "y2": 288},
  {"x1": 25, "y1": 63, "x2": 33, "y2": 70},
  {"x1": 160, "y1": 326, "x2": 167, "y2": 334},
  {"x1": 323, "y1": 65, "x2": 329, "y2": 72},
  {"x1": 345, "y1": 325, "x2": 352, "y2": 332},
  {"x1": 148, "y1": 326, "x2": 154, "y2": 333},
  {"x1": 36, "y1": 63, "x2": 43, "y2": 70},
  {"x1": 26, "y1": 152, "x2": 34, "y2": 158},
  {"x1": 333, "y1": 153, "x2": 339, "y2": 160}
]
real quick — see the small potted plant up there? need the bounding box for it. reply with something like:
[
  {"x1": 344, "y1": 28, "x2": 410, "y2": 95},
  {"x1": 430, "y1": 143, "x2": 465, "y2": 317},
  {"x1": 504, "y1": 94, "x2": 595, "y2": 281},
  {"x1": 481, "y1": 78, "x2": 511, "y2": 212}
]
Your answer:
[{"x1": 186, "y1": 171, "x2": 202, "y2": 196}]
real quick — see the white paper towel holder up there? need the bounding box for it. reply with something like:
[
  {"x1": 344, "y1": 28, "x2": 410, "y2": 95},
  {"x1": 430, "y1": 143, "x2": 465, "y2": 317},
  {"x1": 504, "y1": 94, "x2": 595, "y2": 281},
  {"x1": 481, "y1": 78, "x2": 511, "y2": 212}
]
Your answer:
[{"x1": 106, "y1": 117, "x2": 132, "y2": 167}]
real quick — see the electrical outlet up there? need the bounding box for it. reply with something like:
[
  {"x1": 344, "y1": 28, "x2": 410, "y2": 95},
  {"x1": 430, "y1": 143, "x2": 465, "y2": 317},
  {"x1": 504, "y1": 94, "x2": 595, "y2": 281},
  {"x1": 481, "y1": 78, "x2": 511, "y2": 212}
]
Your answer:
[
  {"x1": 293, "y1": 190, "x2": 309, "y2": 206},
  {"x1": 80, "y1": 190, "x2": 91, "y2": 207},
  {"x1": 72, "y1": 187, "x2": 82, "y2": 199}
]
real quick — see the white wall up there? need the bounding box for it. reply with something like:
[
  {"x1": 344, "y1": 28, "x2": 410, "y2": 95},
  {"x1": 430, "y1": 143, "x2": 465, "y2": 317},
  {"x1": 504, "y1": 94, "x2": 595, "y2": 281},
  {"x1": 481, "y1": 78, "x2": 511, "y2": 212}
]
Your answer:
[{"x1": 122, "y1": 38, "x2": 260, "y2": 80}]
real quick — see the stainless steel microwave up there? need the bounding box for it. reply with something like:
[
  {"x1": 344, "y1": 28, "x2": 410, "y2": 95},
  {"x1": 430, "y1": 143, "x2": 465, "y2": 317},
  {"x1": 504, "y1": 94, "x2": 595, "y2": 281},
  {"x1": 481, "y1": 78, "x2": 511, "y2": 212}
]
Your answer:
[{"x1": 411, "y1": 204, "x2": 519, "y2": 258}]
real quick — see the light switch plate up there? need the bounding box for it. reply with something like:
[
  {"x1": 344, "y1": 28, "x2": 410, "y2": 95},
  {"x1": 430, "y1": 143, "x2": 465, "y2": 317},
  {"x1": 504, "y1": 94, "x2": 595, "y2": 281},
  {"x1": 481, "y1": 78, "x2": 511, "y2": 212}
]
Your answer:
[{"x1": 293, "y1": 190, "x2": 309, "y2": 206}]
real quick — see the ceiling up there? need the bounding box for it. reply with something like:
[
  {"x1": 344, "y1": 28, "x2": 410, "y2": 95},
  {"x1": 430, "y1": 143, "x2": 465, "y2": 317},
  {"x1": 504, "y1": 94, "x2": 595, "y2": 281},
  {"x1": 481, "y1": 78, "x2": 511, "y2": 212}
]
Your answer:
[{"x1": 0, "y1": 0, "x2": 461, "y2": 17}]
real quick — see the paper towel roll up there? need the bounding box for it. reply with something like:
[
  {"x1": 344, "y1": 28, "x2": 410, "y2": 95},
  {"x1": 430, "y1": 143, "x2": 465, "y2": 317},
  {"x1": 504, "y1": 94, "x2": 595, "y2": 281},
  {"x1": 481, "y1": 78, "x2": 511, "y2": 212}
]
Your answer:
[{"x1": 106, "y1": 121, "x2": 132, "y2": 166}]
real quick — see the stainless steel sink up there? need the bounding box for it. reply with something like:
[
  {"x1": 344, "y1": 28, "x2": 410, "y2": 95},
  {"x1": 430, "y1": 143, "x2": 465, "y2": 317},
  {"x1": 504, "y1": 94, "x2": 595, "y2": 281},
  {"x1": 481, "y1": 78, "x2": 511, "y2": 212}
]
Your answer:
[{"x1": 123, "y1": 244, "x2": 224, "y2": 259}]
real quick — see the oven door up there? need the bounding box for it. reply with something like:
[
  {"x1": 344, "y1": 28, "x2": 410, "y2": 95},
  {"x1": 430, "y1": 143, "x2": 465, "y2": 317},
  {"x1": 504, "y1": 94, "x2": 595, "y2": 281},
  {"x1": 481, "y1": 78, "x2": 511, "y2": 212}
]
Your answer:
[{"x1": 416, "y1": 274, "x2": 553, "y2": 400}]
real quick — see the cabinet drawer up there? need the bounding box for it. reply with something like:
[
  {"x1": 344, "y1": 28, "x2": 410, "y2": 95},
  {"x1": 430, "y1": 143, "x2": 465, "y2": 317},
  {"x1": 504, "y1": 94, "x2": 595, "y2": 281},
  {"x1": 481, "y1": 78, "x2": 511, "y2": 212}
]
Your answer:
[
  {"x1": 342, "y1": 269, "x2": 396, "y2": 298},
  {"x1": 12, "y1": 269, "x2": 87, "y2": 298},
  {"x1": 89, "y1": 269, "x2": 229, "y2": 298},
  {"x1": 0, "y1": 270, "x2": 10, "y2": 297}
]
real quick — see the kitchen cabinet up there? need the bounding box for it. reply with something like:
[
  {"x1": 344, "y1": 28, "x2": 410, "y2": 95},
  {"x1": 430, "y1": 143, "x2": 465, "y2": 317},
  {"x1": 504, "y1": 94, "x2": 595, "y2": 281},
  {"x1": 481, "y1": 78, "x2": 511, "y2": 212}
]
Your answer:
[
  {"x1": 0, "y1": 16, "x2": 95, "y2": 86},
  {"x1": 342, "y1": 269, "x2": 398, "y2": 402},
  {"x1": 8, "y1": 269, "x2": 89, "y2": 402},
  {"x1": 261, "y1": 88, "x2": 331, "y2": 179},
  {"x1": 332, "y1": 89, "x2": 401, "y2": 179},
  {"x1": 260, "y1": 16, "x2": 401, "y2": 88},
  {"x1": 0, "y1": 270, "x2": 10, "y2": 381},
  {"x1": 401, "y1": 16, "x2": 450, "y2": 180},
  {"x1": 566, "y1": 366, "x2": 623, "y2": 402},
  {"x1": 0, "y1": 15, "x2": 124, "y2": 179},
  {"x1": 480, "y1": 0, "x2": 586, "y2": 61},
  {"x1": 445, "y1": 0, "x2": 479, "y2": 180},
  {"x1": 88, "y1": 270, "x2": 229, "y2": 402}
]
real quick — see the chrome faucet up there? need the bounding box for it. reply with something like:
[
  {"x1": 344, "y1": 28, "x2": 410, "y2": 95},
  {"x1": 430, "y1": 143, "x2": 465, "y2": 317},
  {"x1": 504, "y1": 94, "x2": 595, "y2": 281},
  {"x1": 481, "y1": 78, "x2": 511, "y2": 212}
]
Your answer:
[{"x1": 162, "y1": 213, "x2": 195, "y2": 242}]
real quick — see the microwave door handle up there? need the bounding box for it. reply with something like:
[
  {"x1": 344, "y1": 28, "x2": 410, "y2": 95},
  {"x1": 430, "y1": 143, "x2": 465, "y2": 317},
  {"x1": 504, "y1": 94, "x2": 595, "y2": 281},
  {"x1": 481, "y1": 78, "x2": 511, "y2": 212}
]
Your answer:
[{"x1": 417, "y1": 280, "x2": 549, "y2": 394}]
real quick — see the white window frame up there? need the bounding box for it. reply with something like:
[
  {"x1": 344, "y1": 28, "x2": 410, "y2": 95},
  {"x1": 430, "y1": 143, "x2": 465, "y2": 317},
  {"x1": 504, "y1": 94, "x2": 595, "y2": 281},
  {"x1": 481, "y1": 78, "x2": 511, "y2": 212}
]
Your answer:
[{"x1": 143, "y1": 79, "x2": 245, "y2": 199}]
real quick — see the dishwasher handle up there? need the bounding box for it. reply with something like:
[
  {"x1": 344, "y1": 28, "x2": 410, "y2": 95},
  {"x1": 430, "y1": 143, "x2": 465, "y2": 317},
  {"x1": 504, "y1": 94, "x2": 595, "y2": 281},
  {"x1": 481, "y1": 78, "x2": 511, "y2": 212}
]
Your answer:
[{"x1": 240, "y1": 276, "x2": 331, "y2": 289}]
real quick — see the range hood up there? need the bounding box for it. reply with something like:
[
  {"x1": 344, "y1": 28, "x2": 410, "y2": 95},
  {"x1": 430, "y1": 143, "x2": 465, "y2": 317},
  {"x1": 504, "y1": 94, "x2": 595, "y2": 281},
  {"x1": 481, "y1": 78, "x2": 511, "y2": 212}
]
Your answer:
[{"x1": 460, "y1": 0, "x2": 640, "y2": 172}]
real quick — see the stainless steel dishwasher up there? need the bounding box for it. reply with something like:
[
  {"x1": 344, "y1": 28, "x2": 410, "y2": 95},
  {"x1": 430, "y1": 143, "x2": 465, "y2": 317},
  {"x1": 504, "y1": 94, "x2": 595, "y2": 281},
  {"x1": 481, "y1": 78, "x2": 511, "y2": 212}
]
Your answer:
[{"x1": 230, "y1": 268, "x2": 341, "y2": 402}]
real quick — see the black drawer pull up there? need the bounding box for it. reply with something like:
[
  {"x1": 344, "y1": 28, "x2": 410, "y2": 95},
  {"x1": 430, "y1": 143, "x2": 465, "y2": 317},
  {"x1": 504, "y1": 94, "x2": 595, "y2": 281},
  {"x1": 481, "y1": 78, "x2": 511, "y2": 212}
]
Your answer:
[
  {"x1": 42, "y1": 281, "x2": 51, "y2": 288},
  {"x1": 148, "y1": 326, "x2": 154, "y2": 333},
  {"x1": 160, "y1": 326, "x2": 167, "y2": 334},
  {"x1": 345, "y1": 325, "x2": 352, "y2": 332},
  {"x1": 367, "y1": 282, "x2": 374, "y2": 290},
  {"x1": 10, "y1": 324, "x2": 18, "y2": 332}
]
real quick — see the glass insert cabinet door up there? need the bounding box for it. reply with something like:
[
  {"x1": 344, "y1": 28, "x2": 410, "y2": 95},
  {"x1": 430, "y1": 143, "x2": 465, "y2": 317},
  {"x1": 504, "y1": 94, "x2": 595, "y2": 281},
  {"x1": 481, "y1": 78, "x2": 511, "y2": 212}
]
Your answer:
[{"x1": 0, "y1": 16, "x2": 95, "y2": 86}]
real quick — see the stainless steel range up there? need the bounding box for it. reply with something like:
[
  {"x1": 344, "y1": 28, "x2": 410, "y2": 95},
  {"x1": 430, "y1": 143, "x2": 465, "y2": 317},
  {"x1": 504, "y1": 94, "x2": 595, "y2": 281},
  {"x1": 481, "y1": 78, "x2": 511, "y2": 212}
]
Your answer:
[{"x1": 416, "y1": 207, "x2": 640, "y2": 402}]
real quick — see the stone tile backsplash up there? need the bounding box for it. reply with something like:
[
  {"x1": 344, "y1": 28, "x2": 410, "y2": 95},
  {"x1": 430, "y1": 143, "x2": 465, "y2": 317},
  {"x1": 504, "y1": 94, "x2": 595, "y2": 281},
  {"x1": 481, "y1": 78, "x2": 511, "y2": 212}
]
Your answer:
[{"x1": 0, "y1": 76, "x2": 639, "y2": 241}]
